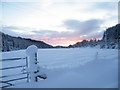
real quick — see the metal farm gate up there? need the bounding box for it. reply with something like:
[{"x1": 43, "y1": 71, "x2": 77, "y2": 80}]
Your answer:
[
  {"x1": 0, "y1": 57, "x2": 29, "y2": 88},
  {"x1": 0, "y1": 45, "x2": 47, "y2": 89}
]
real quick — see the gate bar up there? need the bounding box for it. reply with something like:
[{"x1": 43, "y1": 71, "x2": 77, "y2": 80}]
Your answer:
[
  {"x1": 0, "y1": 72, "x2": 28, "y2": 78},
  {"x1": 26, "y1": 57, "x2": 29, "y2": 82},
  {"x1": 0, "y1": 81, "x2": 13, "y2": 86},
  {"x1": 2, "y1": 77, "x2": 27, "y2": 83},
  {"x1": 1, "y1": 84, "x2": 13, "y2": 88},
  {"x1": 0, "y1": 65, "x2": 26, "y2": 70},
  {"x1": 0, "y1": 57, "x2": 27, "y2": 62}
]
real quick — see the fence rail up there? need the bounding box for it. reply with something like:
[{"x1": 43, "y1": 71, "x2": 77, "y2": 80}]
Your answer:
[{"x1": 0, "y1": 57, "x2": 28, "y2": 88}]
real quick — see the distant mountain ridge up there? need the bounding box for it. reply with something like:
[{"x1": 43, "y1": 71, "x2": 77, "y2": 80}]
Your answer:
[{"x1": 1, "y1": 32, "x2": 53, "y2": 52}]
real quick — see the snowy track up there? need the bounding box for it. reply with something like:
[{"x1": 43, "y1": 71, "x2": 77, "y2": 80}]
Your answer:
[{"x1": 1, "y1": 48, "x2": 118, "y2": 88}]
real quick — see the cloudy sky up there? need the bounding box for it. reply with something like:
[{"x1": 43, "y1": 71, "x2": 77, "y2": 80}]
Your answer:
[{"x1": 1, "y1": 0, "x2": 118, "y2": 46}]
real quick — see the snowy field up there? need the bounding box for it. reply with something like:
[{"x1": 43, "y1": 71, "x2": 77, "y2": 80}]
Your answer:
[{"x1": 1, "y1": 48, "x2": 118, "y2": 88}]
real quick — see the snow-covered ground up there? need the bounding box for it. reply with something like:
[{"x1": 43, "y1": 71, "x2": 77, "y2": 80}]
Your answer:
[{"x1": 1, "y1": 48, "x2": 118, "y2": 88}]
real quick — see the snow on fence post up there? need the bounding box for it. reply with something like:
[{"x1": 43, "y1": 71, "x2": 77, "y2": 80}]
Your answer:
[{"x1": 26, "y1": 45, "x2": 38, "y2": 82}]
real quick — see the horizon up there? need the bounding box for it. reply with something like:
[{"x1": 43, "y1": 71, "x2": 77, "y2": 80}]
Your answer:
[
  {"x1": 1, "y1": 30, "x2": 102, "y2": 47},
  {"x1": 1, "y1": 1, "x2": 118, "y2": 46}
]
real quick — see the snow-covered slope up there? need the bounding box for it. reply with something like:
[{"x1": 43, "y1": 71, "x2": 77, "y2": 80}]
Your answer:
[{"x1": 1, "y1": 48, "x2": 118, "y2": 88}]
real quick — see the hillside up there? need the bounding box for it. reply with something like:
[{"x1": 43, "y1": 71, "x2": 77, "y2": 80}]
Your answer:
[
  {"x1": 69, "y1": 24, "x2": 120, "y2": 49},
  {"x1": 101, "y1": 24, "x2": 120, "y2": 49},
  {"x1": 1, "y1": 32, "x2": 53, "y2": 52}
]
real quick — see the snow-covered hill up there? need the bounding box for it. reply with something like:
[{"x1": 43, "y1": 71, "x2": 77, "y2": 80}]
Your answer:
[
  {"x1": 1, "y1": 48, "x2": 118, "y2": 88},
  {"x1": 1, "y1": 32, "x2": 53, "y2": 52},
  {"x1": 69, "y1": 24, "x2": 120, "y2": 49}
]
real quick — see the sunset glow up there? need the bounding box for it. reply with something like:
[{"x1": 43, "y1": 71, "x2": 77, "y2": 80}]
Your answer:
[
  {"x1": 32, "y1": 36, "x2": 82, "y2": 46},
  {"x1": 1, "y1": 1, "x2": 118, "y2": 46}
]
